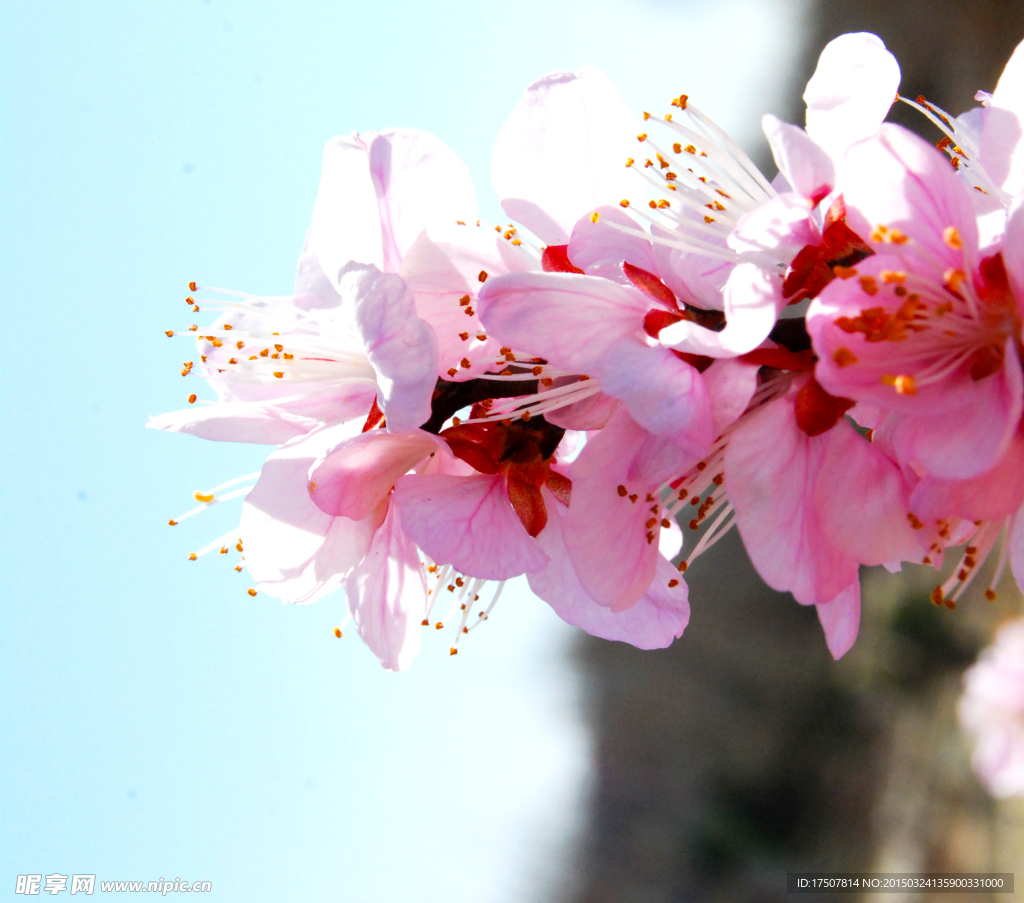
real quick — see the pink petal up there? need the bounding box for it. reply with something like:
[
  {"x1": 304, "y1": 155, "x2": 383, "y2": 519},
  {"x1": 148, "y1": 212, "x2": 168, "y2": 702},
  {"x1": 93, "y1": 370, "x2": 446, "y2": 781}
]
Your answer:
[
  {"x1": 598, "y1": 338, "x2": 714, "y2": 457},
  {"x1": 344, "y1": 500, "x2": 428, "y2": 671},
  {"x1": 399, "y1": 223, "x2": 536, "y2": 377},
  {"x1": 980, "y1": 38, "x2": 1024, "y2": 197},
  {"x1": 146, "y1": 403, "x2": 319, "y2": 445},
  {"x1": 701, "y1": 358, "x2": 760, "y2": 435},
  {"x1": 340, "y1": 263, "x2": 439, "y2": 432},
  {"x1": 803, "y1": 32, "x2": 900, "y2": 162},
  {"x1": 493, "y1": 67, "x2": 638, "y2": 244},
  {"x1": 726, "y1": 386, "x2": 921, "y2": 607},
  {"x1": 885, "y1": 339, "x2": 1023, "y2": 480},
  {"x1": 477, "y1": 270, "x2": 648, "y2": 372},
  {"x1": 567, "y1": 205, "x2": 658, "y2": 284},
  {"x1": 293, "y1": 231, "x2": 345, "y2": 311},
  {"x1": 544, "y1": 391, "x2": 620, "y2": 431},
  {"x1": 762, "y1": 114, "x2": 835, "y2": 202},
  {"x1": 308, "y1": 429, "x2": 446, "y2": 520},
  {"x1": 562, "y1": 409, "x2": 666, "y2": 611},
  {"x1": 367, "y1": 128, "x2": 478, "y2": 272},
  {"x1": 659, "y1": 262, "x2": 787, "y2": 358},
  {"x1": 815, "y1": 582, "x2": 861, "y2": 660},
  {"x1": 1003, "y1": 199, "x2": 1024, "y2": 309},
  {"x1": 728, "y1": 193, "x2": 820, "y2": 260},
  {"x1": 393, "y1": 473, "x2": 550, "y2": 579},
  {"x1": 909, "y1": 427, "x2": 1024, "y2": 521},
  {"x1": 240, "y1": 423, "x2": 378, "y2": 604},
  {"x1": 650, "y1": 223, "x2": 731, "y2": 312},
  {"x1": 1010, "y1": 506, "x2": 1024, "y2": 594},
  {"x1": 529, "y1": 491, "x2": 689, "y2": 649},
  {"x1": 310, "y1": 129, "x2": 478, "y2": 282},
  {"x1": 841, "y1": 126, "x2": 979, "y2": 277}
]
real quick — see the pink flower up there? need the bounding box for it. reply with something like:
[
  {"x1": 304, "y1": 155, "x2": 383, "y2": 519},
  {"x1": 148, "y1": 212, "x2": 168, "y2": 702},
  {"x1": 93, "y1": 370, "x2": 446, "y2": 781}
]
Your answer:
[
  {"x1": 149, "y1": 258, "x2": 439, "y2": 443},
  {"x1": 959, "y1": 618, "x2": 1024, "y2": 797},
  {"x1": 724, "y1": 371, "x2": 925, "y2": 658},
  {"x1": 807, "y1": 124, "x2": 1024, "y2": 483}
]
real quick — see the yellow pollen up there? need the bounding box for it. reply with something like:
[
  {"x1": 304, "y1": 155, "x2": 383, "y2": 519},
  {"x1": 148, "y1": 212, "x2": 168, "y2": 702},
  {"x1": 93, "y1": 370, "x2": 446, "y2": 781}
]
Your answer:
[
  {"x1": 882, "y1": 374, "x2": 917, "y2": 395},
  {"x1": 590, "y1": 211, "x2": 600, "y2": 223},
  {"x1": 187, "y1": 393, "x2": 197, "y2": 404},
  {"x1": 188, "y1": 325, "x2": 198, "y2": 331},
  {"x1": 643, "y1": 111, "x2": 650, "y2": 120},
  {"x1": 637, "y1": 133, "x2": 648, "y2": 142},
  {"x1": 188, "y1": 281, "x2": 197, "y2": 291},
  {"x1": 625, "y1": 157, "x2": 634, "y2": 167},
  {"x1": 880, "y1": 270, "x2": 906, "y2": 284},
  {"x1": 234, "y1": 564, "x2": 242, "y2": 572},
  {"x1": 943, "y1": 226, "x2": 962, "y2": 249},
  {"x1": 859, "y1": 276, "x2": 879, "y2": 296},
  {"x1": 334, "y1": 627, "x2": 342, "y2": 638},
  {"x1": 219, "y1": 546, "x2": 228, "y2": 555},
  {"x1": 188, "y1": 552, "x2": 197, "y2": 561},
  {"x1": 248, "y1": 588, "x2": 257, "y2": 597},
  {"x1": 833, "y1": 348, "x2": 857, "y2": 368},
  {"x1": 672, "y1": 142, "x2": 682, "y2": 154},
  {"x1": 168, "y1": 519, "x2": 178, "y2": 526},
  {"x1": 943, "y1": 268, "x2": 966, "y2": 292},
  {"x1": 272, "y1": 372, "x2": 283, "y2": 378},
  {"x1": 620, "y1": 199, "x2": 630, "y2": 208},
  {"x1": 450, "y1": 648, "x2": 458, "y2": 656},
  {"x1": 193, "y1": 490, "x2": 214, "y2": 503},
  {"x1": 223, "y1": 324, "x2": 233, "y2": 330}
]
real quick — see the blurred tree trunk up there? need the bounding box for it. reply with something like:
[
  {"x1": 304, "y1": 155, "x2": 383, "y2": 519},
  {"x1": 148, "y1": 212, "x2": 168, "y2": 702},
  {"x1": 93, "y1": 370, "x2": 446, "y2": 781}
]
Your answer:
[{"x1": 565, "y1": 3, "x2": 1024, "y2": 901}]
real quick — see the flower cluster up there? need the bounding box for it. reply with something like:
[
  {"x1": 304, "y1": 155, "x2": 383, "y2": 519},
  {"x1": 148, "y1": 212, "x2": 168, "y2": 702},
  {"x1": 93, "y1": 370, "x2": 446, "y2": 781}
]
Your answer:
[{"x1": 153, "y1": 32, "x2": 1024, "y2": 687}]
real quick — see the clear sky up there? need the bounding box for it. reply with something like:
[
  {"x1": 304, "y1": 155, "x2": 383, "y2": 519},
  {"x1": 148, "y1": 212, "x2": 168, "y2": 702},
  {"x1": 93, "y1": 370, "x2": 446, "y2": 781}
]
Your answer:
[{"x1": 0, "y1": 1, "x2": 804, "y2": 899}]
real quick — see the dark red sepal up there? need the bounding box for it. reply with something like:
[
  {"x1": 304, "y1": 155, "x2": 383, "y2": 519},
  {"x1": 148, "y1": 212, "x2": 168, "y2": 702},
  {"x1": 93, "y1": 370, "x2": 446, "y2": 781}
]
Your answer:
[{"x1": 541, "y1": 245, "x2": 584, "y2": 274}]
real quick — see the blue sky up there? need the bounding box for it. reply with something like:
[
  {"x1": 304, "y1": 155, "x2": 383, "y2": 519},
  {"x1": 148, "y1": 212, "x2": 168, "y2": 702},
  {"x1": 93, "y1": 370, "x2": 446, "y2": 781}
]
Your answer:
[{"x1": 0, "y1": 1, "x2": 804, "y2": 899}]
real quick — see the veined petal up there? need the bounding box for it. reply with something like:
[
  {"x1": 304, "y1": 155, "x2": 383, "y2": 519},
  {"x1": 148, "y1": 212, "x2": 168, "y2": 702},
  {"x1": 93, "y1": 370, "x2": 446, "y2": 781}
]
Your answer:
[
  {"x1": 308, "y1": 429, "x2": 446, "y2": 520},
  {"x1": 340, "y1": 263, "x2": 439, "y2": 432},
  {"x1": 344, "y1": 500, "x2": 428, "y2": 671},
  {"x1": 493, "y1": 67, "x2": 638, "y2": 244},
  {"x1": 529, "y1": 490, "x2": 689, "y2": 649},
  {"x1": 563, "y1": 409, "x2": 666, "y2": 611},
  {"x1": 393, "y1": 473, "x2": 550, "y2": 579},
  {"x1": 567, "y1": 205, "x2": 658, "y2": 284},
  {"x1": 726, "y1": 385, "x2": 921, "y2": 607},
  {"x1": 240, "y1": 422, "x2": 376, "y2": 604},
  {"x1": 477, "y1": 270, "x2": 648, "y2": 371},
  {"x1": 310, "y1": 129, "x2": 478, "y2": 283},
  {"x1": 816, "y1": 582, "x2": 861, "y2": 660},
  {"x1": 702, "y1": 357, "x2": 760, "y2": 436},
  {"x1": 909, "y1": 428, "x2": 1024, "y2": 521},
  {"x1": 367, "y1": 128, "x2": 479, "y2": 272},
  {"x1": 598, "y1": 339, "x2": 713, "y2": 457},
  {"x1": 803, "y1": 32, "x2": 900, "y2": 162}
]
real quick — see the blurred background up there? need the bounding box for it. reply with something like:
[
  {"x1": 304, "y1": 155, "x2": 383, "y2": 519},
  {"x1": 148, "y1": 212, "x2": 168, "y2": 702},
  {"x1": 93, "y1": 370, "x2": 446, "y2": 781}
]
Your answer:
[{"x1": 1, "y1": 1, "x2": 1022, "y2": 900}]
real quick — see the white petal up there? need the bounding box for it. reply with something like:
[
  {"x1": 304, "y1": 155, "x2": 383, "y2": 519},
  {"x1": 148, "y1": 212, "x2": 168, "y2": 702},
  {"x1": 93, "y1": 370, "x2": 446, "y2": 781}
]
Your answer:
[{"x1": 803, "y1": 32, "x2": 900, "y2": 161}]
